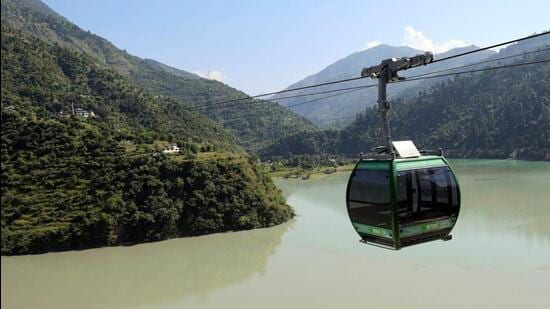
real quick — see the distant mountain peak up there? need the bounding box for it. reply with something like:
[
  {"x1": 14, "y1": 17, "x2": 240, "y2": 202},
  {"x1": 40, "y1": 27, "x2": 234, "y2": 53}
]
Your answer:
[
  {"x1": 1, "y1": 0, "x2": 198, "y2": 80},
  {"x1": 272, "y1": 43, "x2": 499, "y2": 127}
]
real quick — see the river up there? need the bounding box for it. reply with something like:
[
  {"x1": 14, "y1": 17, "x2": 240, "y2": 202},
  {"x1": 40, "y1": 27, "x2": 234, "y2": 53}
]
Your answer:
[{"x1": 2, "y1": 160, "x2": 550, "y2": 308}]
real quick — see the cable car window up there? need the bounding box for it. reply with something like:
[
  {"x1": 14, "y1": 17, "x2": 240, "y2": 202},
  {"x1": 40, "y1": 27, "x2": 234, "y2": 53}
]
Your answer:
[
  {"x1": 396, "y1": 166, "x2": 458, "y2": 226},
  {"x1": 434, "y1": 168, "x2": 450, "y2": 204},
  {"x1": 348, "y1": 169, "x2": 391, "y2": 228},
  {"x1": 418, "y1": 169, "x2": 433, "y2": 203}
]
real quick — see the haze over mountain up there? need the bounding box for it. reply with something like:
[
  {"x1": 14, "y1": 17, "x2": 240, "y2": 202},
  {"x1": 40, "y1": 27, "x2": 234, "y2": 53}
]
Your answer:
[{"x1": 272, "y1": 44, "x2": 496, "y2": 127}]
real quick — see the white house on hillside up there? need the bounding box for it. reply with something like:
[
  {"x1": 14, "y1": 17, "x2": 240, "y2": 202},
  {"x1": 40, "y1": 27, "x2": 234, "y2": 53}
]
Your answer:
[
  {"x1": 74, "y1": 108, "x2": 95, "y2": 118},
  {"x1": 162, "y1": 144, "x2": 180, "y2": 154}
]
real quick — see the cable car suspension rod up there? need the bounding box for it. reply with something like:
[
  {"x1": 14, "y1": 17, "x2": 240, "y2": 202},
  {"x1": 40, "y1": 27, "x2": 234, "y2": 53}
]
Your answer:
[{"x1": 361, "y1": 52, "x2": 434, "y2": 154}]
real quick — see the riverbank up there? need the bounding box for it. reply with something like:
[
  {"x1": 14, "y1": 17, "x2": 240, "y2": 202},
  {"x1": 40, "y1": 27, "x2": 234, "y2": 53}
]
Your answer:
[
  {"x1": 267, "y1": 164, "x2": 355, "y2": 180},
  {"x1": 266, "y1": 156, "x2": 550, "y2": 181}
]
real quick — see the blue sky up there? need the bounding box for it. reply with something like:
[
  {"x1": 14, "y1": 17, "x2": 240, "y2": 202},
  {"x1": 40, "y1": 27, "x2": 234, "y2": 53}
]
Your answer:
[{"x1": 43, "y1": 0, "x2": 549, "y2": 95}]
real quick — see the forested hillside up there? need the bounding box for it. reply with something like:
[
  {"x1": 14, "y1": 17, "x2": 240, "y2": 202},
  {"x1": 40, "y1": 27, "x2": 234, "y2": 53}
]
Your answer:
[
  {"x1": 261, "y1": 48, "x2": 550, "y2": 161},
  {"x1": 1, "y1": 0, "x2": 317, "y2": 151},
  {"x1": 1, "y1": 27, "x2": 235, "y2": 151},
  {"x1": 1, "y1": 113, "x2": 291, "y2": 255},
  {"x1": 1, "y1": 28, "x2": 293, "y2": 255}
]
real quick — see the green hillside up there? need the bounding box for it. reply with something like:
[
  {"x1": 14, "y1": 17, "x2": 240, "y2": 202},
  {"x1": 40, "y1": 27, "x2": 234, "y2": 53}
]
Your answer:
[
  {"x1": 1, "y1": 28, "x2": 293, "y2": 255},
  {"x1": 261, "y1": 48, "x2": 550, "y2": 161},
  {"x1": 1, "y1": 0, "x2": 317, "y2": 151},
  {"x1": 0, "y1": 27, "x2": 235, "y2": 151}
]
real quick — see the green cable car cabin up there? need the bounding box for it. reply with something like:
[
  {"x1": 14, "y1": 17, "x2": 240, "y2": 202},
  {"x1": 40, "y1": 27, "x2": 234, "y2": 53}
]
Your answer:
[
  {"x1": 346, "y1": 51, "x2": 461, "y2": 249},
  {"x1": 346, "y1": 141, "x2": 460, "y2": 249}
]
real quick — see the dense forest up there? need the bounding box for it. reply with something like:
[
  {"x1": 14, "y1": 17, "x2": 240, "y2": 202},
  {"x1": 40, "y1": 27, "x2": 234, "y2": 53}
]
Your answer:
[
  {"x1": 1, "y1": 27, "x2": 293, "y2": 255},
  {"x1": 131, "y1": 71, "x2": 318, "y2": 151},
  {"x1": 0, "y1": 27, "x2": 236, "y2": 151},
  {"x1": 261, "y1": 49, "x2": 550, "y2": 161},
  {"x1": 1, "y1": 0, "x2": 317, "y2": 152},
  {"x1": 1, "y1": 113, "x2": 291, "y2": 255}
]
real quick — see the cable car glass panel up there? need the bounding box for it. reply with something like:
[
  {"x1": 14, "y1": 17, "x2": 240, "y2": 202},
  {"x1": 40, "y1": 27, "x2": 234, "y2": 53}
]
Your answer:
[
  {"x1": 348, "y1": 168, "x2": 391, "y2": 229},
  {"x1": 396, "y1": 166, "x2": 458, "y2": 227}
]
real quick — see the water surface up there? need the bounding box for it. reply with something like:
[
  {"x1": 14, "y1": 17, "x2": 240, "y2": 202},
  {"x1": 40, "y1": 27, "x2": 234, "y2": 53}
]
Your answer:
[{"x1": 2, "y1": 160, "x2": 550, "y2": 308}]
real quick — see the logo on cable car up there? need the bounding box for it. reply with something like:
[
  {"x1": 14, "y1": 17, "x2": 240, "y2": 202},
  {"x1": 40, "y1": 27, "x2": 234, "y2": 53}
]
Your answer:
[
  {"x1": 371, "y1": 228, "x2": 385, "y2": 236},
  {"x1": 353, "y1": 223, "x2": 393, "y2": 238},
  {"x1": 368, "y1": 227, "x2": 392, "y2": 238},
  {"x1": 425, "y1": 222, "x2": 441, "y2": 231},
  {"x1": 425, "y1": 220, "x2": 452, "y2": 231}
]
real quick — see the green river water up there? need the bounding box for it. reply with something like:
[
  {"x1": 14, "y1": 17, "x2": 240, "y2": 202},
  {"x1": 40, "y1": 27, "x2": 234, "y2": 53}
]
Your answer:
[{"x1": 2, "y1": 160, "x2": 550, "y2": 308}]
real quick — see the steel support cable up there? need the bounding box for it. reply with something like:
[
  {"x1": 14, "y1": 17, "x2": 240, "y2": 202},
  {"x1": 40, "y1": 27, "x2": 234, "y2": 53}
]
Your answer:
[
  {"x1": 215, "y1": 57, "x2": 550, "y2": 117},
  {"x1": 193, "y1": 75, "x2": 368, "y2": 110},
  {"x1": 217, "y1": 59, "x2": 550, "y2": 123},
  {"x1": 285, "y1": 87, "x2": 370, "y2": 109},
  {"x1": 192, "y1": 31, "x2": 550, "y2": 111},
  {"x1": 399, "y1": 58, "x2": 550, "y2": 83},
  {"x1": 407, "y1": 46, "x2": 550, "y2": 79},
  {"x1": 266, "y1": 47, "x2": 550, "y2": 108},
  {"x1": 284, "y1": 49, "x2": 550, "y2": 113},
  {"x1": 323, "y1": 58, "x2": 550, "y2": 124},
  {"x1": 210, "y1": 86, "x2": 375, "y2": 122},
  {"x1": 213, "y1": 86, "x2": 376, "y2": 123},
  {"x1": 430, "y1": 31, "x2": 550, "y2": 64},
  {"x1": 196, "y1": 84, "x2": 377, "y2": 112},
  {"x1": 321, "y1": 115, "x2": 358, "y2": 123}
]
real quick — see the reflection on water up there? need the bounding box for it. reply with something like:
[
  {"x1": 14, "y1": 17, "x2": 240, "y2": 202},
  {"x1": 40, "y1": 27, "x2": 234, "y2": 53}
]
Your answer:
[
  {"x1": 453, "y1": 159, "x2": 550, "y2": 246},
  {"x1": 2, "y1": 160, "x2": 550, "y2": 308},
  {"x1": 1, "y1": 222, "x2": 292, "y2": 309}
]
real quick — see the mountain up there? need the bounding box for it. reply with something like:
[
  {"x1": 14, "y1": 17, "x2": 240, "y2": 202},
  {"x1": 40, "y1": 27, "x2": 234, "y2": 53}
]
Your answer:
[
  {"x1": 0, "y1": 0, "x2": 198, "y2": 79},
  {"x1": 272, "y1": 44, "x2": 496, "y2": 127},
  {"x1": 261, "y1": 42, "x2": 550, "y2": 161},
  {"x1": 0, "y1": 25, "x2": 293, "y2": 255},
  {"x1": 1, "y1": 0, "x2": 317, "y2": 152},
  {"x1": 0, "y1": 25, "x2": 235, "y2": 149}
]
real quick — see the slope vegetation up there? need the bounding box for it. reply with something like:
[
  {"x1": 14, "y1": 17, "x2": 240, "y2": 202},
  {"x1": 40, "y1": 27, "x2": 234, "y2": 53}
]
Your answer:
[
  {"x1": 1, "y1": 0, "x2": 317, "y2": 151},
  {"x1": 1, "y1": 28, "x2": 293, "y2": 255}
]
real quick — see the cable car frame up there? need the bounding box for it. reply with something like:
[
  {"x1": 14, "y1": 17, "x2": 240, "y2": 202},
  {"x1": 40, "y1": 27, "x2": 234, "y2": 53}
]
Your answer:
[{"x1": 346, "y1": 150, "x2": 461, "y2": 249}]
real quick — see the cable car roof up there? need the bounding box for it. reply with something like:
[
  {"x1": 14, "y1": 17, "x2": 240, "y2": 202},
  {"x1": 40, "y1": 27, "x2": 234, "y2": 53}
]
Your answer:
[
  {"x1": 392, "y1": 140, "x2": 421, "y2": 158},
  {"x1": 356, "y1": 156, "x2": 448, "y2": 170}
]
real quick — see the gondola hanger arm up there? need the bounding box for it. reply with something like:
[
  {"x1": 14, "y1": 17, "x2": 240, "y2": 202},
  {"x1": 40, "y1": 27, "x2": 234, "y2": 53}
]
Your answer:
[{"x1": 358, "y1": 51, "x2": 433, "y2": 155}]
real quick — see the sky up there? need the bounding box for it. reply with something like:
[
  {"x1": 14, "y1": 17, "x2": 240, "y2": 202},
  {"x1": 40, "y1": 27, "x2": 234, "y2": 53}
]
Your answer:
[{"x1": 43, "y1": 0, "x2": 549, "y2": 95}]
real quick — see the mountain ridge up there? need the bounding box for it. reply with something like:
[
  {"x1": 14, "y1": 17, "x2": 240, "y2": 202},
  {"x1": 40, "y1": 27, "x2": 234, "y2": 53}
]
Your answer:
[
  {"x1": 272, "y1": 43, "x2": 496, "y2": 127},
  {"x1": 1, "y1": 0, "x2": 317, "y2": 152},
  {"x1": 1, "y1": 25, "x2": 294, "y2": 255}
]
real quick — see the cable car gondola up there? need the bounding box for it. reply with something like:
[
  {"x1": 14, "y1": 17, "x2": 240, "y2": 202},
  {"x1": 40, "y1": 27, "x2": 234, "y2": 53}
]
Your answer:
[
  {"x1": 346, "y1": 142, "x2": 460, "y2": 249},
  {"x1": 345, "y1": 52, "x2": 461, "y2": 249}
]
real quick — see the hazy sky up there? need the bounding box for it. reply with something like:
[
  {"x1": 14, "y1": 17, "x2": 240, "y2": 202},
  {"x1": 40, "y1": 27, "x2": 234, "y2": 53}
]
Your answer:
[{"x1": 43, "y1": 0, "x2": 549, "y2": 95}]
